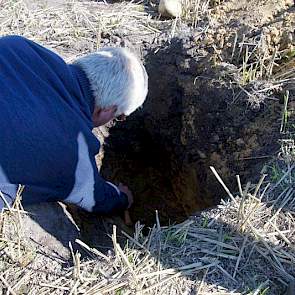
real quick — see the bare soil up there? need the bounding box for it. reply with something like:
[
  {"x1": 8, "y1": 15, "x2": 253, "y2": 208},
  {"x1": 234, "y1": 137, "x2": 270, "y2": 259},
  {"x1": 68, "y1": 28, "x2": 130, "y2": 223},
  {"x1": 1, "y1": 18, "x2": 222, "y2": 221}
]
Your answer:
[{"x1": 100, "y1": 0, "x2": 294, "y2": 225}]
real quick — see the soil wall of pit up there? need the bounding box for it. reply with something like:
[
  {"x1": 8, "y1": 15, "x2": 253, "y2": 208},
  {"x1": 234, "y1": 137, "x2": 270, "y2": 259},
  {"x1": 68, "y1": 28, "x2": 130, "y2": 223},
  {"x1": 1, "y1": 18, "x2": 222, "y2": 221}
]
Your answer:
[{"x1": 101, "y1": 34, "x2": 282, "y2": 225}]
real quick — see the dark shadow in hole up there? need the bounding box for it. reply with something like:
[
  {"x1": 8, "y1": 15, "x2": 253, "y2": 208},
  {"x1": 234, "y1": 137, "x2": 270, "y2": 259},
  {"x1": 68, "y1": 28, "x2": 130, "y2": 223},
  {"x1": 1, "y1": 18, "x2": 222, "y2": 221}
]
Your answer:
[
  {"x1": 97, "y1": 36, "x2": 294, "y2": 292},
  {"x1": 101, "y1": 36, "x2": 281, "y2": 226}
]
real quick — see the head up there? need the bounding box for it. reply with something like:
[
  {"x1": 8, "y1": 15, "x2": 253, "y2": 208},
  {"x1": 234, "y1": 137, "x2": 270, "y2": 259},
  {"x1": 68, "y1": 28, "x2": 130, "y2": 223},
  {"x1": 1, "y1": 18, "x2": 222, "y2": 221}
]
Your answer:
[{"x1": 74, "y1": 47, "x2": 148, "y2": 127}]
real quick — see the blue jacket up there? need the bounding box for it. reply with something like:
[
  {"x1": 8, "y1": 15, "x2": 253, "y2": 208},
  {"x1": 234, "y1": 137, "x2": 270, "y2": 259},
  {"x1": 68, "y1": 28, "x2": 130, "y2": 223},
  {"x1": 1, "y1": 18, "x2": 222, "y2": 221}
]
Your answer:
[{"x1": 0, "y1": 35, "x2": 128, "y2": 213}]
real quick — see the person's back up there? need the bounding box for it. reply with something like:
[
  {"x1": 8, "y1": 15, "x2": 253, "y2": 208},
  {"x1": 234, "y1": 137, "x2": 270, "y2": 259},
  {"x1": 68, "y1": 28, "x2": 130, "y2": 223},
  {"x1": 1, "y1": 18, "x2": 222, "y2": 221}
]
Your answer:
[{"x1": 0, "y1": 35, "x2": 147, "y2": 213}]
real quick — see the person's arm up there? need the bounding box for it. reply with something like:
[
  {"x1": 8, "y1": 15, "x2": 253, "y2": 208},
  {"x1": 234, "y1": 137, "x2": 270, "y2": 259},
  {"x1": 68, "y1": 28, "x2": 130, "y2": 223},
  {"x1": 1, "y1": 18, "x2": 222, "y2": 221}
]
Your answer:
[
  {"x1": 65, "y1": 168, "x2": 131, "y2": 214},
  {"x1": 64, "y1": 132, "x2": 132, "y2": 214},
  {"x1": 91, "y1": 175, "x2": 131, "y2": 214}
]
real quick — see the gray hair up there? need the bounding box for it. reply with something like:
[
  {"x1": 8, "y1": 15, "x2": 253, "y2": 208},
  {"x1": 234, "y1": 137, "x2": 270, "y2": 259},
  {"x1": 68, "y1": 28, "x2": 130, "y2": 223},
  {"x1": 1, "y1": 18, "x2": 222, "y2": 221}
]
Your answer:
[{"x1": 74, "y1": 47, "x2": 148, "y2": 116}]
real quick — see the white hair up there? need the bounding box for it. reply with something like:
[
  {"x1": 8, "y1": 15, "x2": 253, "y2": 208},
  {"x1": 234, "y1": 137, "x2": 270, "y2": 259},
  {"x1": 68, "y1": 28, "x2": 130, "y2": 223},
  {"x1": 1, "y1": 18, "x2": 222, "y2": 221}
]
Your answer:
[{"x1": 74, "y1": 47, "x2": 148, "y2": 116}]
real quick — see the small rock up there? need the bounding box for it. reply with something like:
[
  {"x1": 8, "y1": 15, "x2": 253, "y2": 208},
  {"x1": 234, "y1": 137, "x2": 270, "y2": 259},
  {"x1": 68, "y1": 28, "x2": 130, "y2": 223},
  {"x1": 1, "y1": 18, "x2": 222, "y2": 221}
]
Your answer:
[
  {"x1": 209, "y1": 134, "x2": 220, "y2": 143},
  {"x1": 280, "y1": 31, "x2": 293, "y2": 50},
  {"x1": 270, "y1": 27, "x2": 280, "y2": 38},
  {"x1": 197, "y1": 150, "x2": 207, "y2": 159},
  {"x1": 158, "y1": 0, "x2": 182, "y2": 18},
  {"x1": 110, "y1": 35, "x2": 121, "y2": 45},
  {"x1": 236, "y1": 138, "x2": 245, "y2": 146}
]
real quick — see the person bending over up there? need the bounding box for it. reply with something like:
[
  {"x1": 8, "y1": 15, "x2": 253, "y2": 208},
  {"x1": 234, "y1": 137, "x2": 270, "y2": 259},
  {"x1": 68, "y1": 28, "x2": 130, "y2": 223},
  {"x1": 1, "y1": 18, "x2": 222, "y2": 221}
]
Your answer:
[{"x1": 0, "y1": 35, "x2": 148, "y2": 214}]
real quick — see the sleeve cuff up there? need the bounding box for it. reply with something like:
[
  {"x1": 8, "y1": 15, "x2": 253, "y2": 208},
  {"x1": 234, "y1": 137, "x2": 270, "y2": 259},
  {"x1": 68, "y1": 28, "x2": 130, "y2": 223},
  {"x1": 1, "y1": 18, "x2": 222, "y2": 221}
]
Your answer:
[
  {"x1": 106, "y1": 181, "x2": 120, "y2": 195},
  {"x1": 105, "y1": 181, "x2": 129, "y2": 211}
]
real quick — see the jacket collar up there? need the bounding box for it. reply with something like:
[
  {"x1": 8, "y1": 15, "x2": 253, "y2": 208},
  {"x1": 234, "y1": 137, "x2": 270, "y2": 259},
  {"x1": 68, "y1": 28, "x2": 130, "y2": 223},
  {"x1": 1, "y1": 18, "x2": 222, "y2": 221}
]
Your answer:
[{"x1": 68, "y1": 64, "x2": 95, "y2": 116}]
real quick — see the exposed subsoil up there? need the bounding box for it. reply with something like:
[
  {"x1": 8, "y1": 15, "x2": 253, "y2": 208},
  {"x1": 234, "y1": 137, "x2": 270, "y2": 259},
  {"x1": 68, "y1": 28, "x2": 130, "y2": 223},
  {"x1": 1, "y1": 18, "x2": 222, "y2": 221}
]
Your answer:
[
  {"x1": 99, "y1": 0, "x2": 294, "y2": 225},
  {"x1": 101, "y1": 38, "x2": 281, "y2": 225}
]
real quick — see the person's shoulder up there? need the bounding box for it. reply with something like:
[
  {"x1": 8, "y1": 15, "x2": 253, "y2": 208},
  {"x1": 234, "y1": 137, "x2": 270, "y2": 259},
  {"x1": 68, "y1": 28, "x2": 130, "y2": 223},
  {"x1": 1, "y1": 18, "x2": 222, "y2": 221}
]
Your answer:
[
  {"x1": 0, "y1": 35, "x2": 35, "y2": 55},
  {"x1": 0, "y1": 35, "x2": 28, "y2": 46},
  {"x1": 0, "y1": 35, "x2": 65, "y2": 67}
]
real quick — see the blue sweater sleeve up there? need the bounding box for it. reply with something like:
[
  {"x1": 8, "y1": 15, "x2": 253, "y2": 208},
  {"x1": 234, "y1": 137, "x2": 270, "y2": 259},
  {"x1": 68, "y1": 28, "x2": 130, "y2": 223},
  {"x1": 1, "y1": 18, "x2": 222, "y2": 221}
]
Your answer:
[
  {"x1": 62, "y1": 132, "x2": 129, "y2": 214},
  {"x1": 93, "y1": 174, "x2": 129, "y2": 214}
]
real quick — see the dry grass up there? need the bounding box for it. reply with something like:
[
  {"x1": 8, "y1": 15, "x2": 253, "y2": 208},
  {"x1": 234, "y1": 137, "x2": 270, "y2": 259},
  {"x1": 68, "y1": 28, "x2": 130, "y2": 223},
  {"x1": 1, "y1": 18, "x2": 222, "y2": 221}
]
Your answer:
[
  {"x1": 0, "y1": 0, "x2": 163, "y2": 60},
  {"x1": 1, "y1": 163, "x2": 294, "y2": 294},
  {"x1": 221, "y1": 32, "x2": 294, "y2": 109},
  {"x1": 181, "y1": 0, "x2": 210, "y2": 27}
]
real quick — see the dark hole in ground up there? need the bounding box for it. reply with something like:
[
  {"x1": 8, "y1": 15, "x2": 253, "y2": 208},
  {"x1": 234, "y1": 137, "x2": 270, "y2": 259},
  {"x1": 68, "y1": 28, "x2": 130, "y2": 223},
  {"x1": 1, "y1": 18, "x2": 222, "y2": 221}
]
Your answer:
[
  {"x1": 101, "y1": 37, "x2": 281, "y2": 226},
  {"x1": 100, "y1": 39, "x2": 216, "y2": 226},
  {"x1": 101, "y1": 116, "x2": 212, "y2": 226}
]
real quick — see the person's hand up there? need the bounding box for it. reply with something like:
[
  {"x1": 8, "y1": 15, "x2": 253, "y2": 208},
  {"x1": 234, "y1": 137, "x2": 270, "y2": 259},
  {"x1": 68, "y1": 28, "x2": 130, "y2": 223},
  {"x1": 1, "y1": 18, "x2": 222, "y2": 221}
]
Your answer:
[{"x1": 118, "y1": 183, "x2": 133, "y2": 209}]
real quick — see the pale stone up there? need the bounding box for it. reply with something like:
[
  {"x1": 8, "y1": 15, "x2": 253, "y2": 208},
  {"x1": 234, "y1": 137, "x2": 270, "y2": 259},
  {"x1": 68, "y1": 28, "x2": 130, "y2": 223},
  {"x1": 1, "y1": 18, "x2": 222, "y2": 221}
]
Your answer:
[{"x1": 158, "y1": 0, "x2": 182, "y2": 18}]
